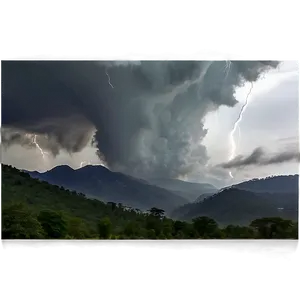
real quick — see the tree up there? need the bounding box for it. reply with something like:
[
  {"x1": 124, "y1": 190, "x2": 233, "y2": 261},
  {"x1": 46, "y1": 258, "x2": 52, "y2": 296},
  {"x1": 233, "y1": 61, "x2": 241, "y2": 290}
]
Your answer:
[
  {"x1": 173, "y1": 220, "x2": 196, "y2": 238},
  {"x1": 223, "y1": 225, "x2": 254, "y2": 239},
  {"x1": 250, "y1": 218, "x2": 270, "y2": 238},
  {"x1": 269, "y1": 218, "x2": 293, "y2": 238},
  {"x1": 250, "y1": 217, "x2": 294, "y2": 239},
  {"x1": 162, "y1": 218, "x2": 173, "y2": 238},
  {"x1": 148, "y1": 207, "x2": 165, "y2": 219},
  {"x1": 123, "y1": 221, "x2": 140, "y2": 237},
  {"x1": 107, "y1": 202, "x2": 117, "y2": 211},
  {"x1": 135, "y1": 209, "x2": 142, "y2": 214},
  {"x1": 192, "y1": 216, "x2": 219, "y2": 238},
  {"x1": 67, "y1": 217, "x2": 90, "y2": 239},
  {"x1": 146, "y1": 216, "x2": 162, "y2": 235},
  {"x1": 182, "y1": 223, "x2": 198, "y2": 238},
  {"x1": 71, "y1": 191, "x2": 78, "y2": 197},
  {"x1": 2, "y1": 202, "x2": 45, "y2": 239},
  {"x1": 173, "y1": 220, "x2": 186, "y2": 235},
  {"x1": 37, "y1": 209, "x2": 68, "y2": 239},
  {"x1": 158, "y1": 232, "x2": 166, "y2": 239},
  {"x1": 97, "y1": 217, "x2": 112, "y2": 239},
  {"x1": 147, "y1": 229, "x2": 157, "y2": 239}
]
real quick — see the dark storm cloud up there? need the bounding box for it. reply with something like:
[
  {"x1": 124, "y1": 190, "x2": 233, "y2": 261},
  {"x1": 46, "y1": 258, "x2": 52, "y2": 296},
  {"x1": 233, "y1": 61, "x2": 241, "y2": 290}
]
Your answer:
[
  {"x1": 1, "y1": 60, "x2": 279, "y2": 178},
  {"x1": 1, "y1": 115, "x2": 94, "y2": 156},
  {"x1": 220, "y1": 147, "x2": 300, "y2": 169}
]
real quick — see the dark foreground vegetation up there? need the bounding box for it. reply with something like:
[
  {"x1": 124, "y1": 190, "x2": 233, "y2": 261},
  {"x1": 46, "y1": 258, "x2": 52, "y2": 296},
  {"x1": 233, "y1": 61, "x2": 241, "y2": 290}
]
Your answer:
[{"x1": 2, "y1": 165, "x2": 298, "y2": 239}]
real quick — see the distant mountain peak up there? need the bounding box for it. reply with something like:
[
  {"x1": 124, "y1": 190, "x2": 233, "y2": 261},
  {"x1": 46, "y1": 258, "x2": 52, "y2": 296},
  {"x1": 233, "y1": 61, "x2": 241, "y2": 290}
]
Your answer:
[
  {"x1": 74, "y1": 165, "x2": 121, "y2": 180},
  {"x1": 44, "y1": 165, "x2": 74, "y2": 173}
]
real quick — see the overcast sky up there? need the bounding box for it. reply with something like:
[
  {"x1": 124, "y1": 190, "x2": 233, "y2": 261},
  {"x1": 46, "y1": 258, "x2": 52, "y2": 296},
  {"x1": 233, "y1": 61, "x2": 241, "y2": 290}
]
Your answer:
[
  {"x1": 202, "y1": 61, "x2": 299, "y2": 186},
  {"x1": 1, "y1": 50, "x2": 299, "y2": 186}
]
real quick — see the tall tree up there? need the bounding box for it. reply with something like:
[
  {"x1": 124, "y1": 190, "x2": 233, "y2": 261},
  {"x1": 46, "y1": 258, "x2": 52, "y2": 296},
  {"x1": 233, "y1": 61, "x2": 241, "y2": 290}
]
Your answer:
[
  {"x1": 2, "y1": 202, "x2": 45, "y2": 239},
  {"x1": 38, "y1": 209, "x2": 68, "y2": 239},
  {"x1": 250, "y1": 217, "x2": 294, "y2": 239},
  {"x1": 148, "y1": 207, "x2": 165, "y2": 219},
  {"x1": 97, "y1": 217, "x2": 112, "y2": 239},
  {"x1": 192, "y1": 216, "x2": 219, "y2": 238},
  {"x1": 67, "y1": 217, "x2": 90, "y2": 239}
]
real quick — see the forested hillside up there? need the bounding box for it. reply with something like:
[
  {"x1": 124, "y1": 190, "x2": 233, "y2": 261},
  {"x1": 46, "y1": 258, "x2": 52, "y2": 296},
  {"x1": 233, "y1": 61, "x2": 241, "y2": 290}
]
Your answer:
[
  {"x1": 172, "y1": 188, "x2": 298, "y2": 225},
  {"x1": 1, "y1": 165, "x2": 298, "y2": 239},
  {"x1": 27, "y1": 165, "x2": 189, "y2": 213}
]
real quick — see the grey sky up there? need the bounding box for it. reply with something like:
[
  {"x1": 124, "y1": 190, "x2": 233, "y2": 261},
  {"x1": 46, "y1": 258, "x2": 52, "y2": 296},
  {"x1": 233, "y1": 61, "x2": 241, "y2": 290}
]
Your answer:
[
  {"x1": 201, "y1": 61, "x2": 299, "y2": 186},
  {"x1": 1, "y1": 61, "x2": 298, "y2": 188}
]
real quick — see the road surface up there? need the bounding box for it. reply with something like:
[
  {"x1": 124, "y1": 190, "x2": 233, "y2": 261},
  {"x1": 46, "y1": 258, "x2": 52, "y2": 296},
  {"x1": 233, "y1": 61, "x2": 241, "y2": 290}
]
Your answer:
[{"x1": 0, "y1": 239, "x2": 300, "y2": 263}]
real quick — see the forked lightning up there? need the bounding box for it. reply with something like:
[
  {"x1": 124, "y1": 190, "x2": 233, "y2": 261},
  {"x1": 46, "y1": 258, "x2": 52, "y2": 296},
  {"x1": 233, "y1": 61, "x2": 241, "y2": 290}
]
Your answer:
[
  {"x1": 228, "y1": 83, "x2": 254, "y2": 178},
  {"x1": 26, "y1": 133, "x2": 49, "y2": 160}
]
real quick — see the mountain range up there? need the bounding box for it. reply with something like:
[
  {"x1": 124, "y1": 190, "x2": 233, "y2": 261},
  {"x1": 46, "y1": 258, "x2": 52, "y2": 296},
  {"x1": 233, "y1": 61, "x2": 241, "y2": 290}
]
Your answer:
[
  {"x1": 27, "y1": 165, "x2": 191, "y2": 213},
  {"x1": 27, "y1": 165, "x2": 298, "y2": 225},
  {"x1": 172, "y1": 175, "x2": 299, "y2": 225}
]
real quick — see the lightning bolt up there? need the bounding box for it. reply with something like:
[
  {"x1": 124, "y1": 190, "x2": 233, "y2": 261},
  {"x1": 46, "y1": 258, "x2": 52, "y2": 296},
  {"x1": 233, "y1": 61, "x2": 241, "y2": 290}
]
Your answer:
[
  {"x1": 228, "y1": 82, "x2": 254, "y2": 178},
  {"x1": 105, "y1": 68, "x2": 114, "y2": 89},
  {"x1": 224, "y1": 60, "x2": 232, "y2": 79},
  {"x1": 26, "y1": 133, "x2": 49, "y2": 160}
]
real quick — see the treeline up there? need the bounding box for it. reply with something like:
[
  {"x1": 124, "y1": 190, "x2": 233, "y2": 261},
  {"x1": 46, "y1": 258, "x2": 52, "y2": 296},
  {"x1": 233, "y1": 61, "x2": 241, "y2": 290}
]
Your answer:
[
  {"x1": 2, "y1": 201, "x2": 298, "y2": 239},
  {"x1": 1, "y1": 165, "x2": 298, "y2": 239}
]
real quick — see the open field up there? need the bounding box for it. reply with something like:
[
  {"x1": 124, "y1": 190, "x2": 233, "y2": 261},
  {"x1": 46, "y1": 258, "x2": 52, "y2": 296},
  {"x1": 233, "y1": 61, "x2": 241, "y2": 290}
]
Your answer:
[{"x1": 0, "y1": 239, "x2": 300, "y2": 263}]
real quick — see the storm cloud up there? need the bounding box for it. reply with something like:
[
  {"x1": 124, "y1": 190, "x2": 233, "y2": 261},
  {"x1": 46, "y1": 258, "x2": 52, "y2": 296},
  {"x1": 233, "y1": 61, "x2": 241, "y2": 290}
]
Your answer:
[
  {"x1": 1, "y1": 60, "x2": 279, "y2": 179},
  {"x1": 220, "y1": 147, "x2": 300, "y2": 169}
]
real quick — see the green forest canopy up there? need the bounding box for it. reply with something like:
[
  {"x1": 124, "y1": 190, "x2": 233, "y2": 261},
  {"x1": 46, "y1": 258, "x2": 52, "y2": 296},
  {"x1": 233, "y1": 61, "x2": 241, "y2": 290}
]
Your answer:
[{"x1": 1, "y1": 165, "x2": 298, "y2": 239}]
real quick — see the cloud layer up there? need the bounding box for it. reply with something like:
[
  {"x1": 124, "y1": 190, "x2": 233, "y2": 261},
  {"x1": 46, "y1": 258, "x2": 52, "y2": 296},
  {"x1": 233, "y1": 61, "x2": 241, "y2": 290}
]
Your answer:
[
  {"x1": 220, "y1": 147, "x2": 300, "y2": 169},
  {"x1": 2, "y1": 61, "x2": 279, "y2": 179}
]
